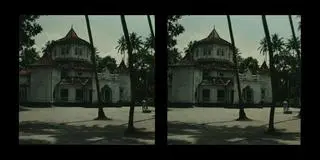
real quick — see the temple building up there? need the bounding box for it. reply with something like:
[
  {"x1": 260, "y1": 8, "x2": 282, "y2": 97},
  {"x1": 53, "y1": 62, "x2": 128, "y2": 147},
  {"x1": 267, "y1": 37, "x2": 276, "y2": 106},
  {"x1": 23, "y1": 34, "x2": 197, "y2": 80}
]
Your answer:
[
  {"x1": 19, "y1": 27, "x2": 131, "y2": 105},
  {"x1": 168, "y1": 28, "x2": 272, "y2": 106}
]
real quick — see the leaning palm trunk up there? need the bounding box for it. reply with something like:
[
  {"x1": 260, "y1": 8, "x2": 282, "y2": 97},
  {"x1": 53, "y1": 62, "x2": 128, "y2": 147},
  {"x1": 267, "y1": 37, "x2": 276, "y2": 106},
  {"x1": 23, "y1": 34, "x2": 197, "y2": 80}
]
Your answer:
[
  {"x1": 85, "y1": 15, "x2": 109, "y2": 120},
  {"x1": 120, "y1": 15, "x2": 136, "y2": 132},
  {"x1": 147, "y1": 15, "x2": 155, "y2": 43},
  {"x1": 289, "y1": 15, "x2": 301, "y2": 118},
  {"x1": 227, "y1": 15, "x2": 250, "y2": 121},
  {"x1": 261, "y1": 15, "x2": 277, "y2": 132},
  {"x1": 146, "y1": 15, "x2": 155, "y2": 101}
]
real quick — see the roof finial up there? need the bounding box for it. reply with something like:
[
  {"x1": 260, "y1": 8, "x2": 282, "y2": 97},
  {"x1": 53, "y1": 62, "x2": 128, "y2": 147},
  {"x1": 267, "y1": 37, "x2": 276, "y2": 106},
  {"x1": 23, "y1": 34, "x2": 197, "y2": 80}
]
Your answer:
[
  {"x1": 71, "y1": 24, "x2": 73, "y2": 29},
  {"x1": 214, "y1": 25, "x2": 215, "y2": 30}
]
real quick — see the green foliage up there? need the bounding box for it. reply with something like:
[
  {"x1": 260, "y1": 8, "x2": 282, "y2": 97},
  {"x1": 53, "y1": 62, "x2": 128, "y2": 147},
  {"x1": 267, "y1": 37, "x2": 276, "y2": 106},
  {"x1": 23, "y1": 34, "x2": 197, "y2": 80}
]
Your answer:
[
  {"x1": 42, "y1": 40, "x2": 55, "y2": 54},
  {"x1": 19, "y1": 15, "x2": 42, "y2": 69},
  {"x1": 116, "y1": 32, "x2": 143, "y2": 55},
  {"x1": 239, "y1": 57, "x2": 259, "y2": 74},
  {"x1": 96, "y1": 55, "x2": 117, "y2": 73},
  {"x1": 183, "y1": 40, "x2": 197, "y2": 55},
  {"x1": 19, "y1": 15, "x2": 43, "y2": 51},
  {"x1": 116, "y1": 32, "x2": 155, "y2": 101},
  {"x1": 258, "y1": 33, "x2": 301, "y2": 103},
  {"x1": 167, "y1": 15, "x2": 185, "y2": 64},
  {"x1": 19, "y1": 48, "x2": 40, "y2": 69},
  {"x1": 258, "y1": 33, "x2": 285, "y2": 56}
]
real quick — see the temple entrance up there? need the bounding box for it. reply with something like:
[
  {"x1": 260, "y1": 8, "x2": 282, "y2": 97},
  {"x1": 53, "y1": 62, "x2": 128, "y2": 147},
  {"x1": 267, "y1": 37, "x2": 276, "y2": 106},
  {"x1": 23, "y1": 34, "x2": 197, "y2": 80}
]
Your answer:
[
  {"x1": 242, "y1": 86, "x2": 254, "y2": 103},
  {"x1": 102, "y1": 85, "x2": 112, "y2": 103},
  {"x1": 202, "y1": 89, "x2": 210, "y2": 102}
]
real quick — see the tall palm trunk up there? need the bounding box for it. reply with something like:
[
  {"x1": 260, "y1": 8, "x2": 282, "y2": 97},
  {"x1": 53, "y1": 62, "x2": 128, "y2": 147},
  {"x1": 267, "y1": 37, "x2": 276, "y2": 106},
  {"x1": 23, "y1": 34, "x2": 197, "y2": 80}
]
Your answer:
[
  {"x1": 85, "y1": 15, "x2": 109, "y2": 120},
  {"x1": 227, "y1": 15, "x2": 249, "y2": 121},
  {"x1": 289, "y1": 15, "x2": 301, "y2": 118},
  {"x1": 147, "y1": 15, "x2": 155, "y2": 101},
  {"x1": 147, "y1": 15, "x2": 155, "y2": 43},
  {"x1": 262, "y1": 15, "x2": 276, "y2": 132},
  {"x1": 120, "y1": 15, "x2": 135, "y2": 132}
]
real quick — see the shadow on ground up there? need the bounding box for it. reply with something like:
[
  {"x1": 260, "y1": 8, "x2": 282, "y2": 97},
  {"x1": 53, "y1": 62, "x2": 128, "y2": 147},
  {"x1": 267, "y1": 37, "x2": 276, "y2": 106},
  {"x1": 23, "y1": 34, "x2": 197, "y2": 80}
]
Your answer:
[
  {"x1": 168, "y1": 119, "x2": 300, "y2": 145},
  {"x1": 19, "y1": 121, "x2": 154, "y2": 145}
]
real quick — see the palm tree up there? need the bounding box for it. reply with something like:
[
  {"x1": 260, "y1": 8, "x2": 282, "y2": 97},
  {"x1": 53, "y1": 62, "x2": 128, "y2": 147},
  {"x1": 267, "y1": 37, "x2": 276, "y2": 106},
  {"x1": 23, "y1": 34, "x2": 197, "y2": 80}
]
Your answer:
[
  {"x1": 85, "y1": 15, "x2": 110, "y2": 120},
  {"x1": 289, "y1": 15, "x2": 301, "y2": 118},
  {"x1": 116, "y1": 32, "x2": 143, "y2": 55},
  {"x1": 261, "y1": 15, "x2": 277, "y2": 132},
  {"x1": 227, "y1": 15, "x2": 250, "y2": 121},
  {"x1": 259, "y1": 34, "x2": 285, "y2": 55},
  {"x1": 120, "y1": 15, "x2": 136, "y2": 132},
  {"x1": 271, "y1": 34, "x2": 285, "y2": 54},
  {"x1": 144, "y1": 34, "x2": 154, "y2": 52},
  {"x1": 286, "y1": 36, "x2": 301, "y2": 56}
]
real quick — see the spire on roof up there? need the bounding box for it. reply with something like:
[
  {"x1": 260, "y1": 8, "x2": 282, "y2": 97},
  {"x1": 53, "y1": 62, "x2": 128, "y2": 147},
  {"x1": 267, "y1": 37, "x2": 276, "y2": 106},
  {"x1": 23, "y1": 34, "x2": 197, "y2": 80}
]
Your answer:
[
  {"x1": 65, "y1": 26, "x2": 78, "y2": 39},
  {"x1": 118, "y1": 59, "x2": 127, "y2": 69},
  {"x1": 260, "y1": 61, "x2": 269, "y2": 70},
  {"x1": 207, "y1": 27, "x2": 220, "y2": 39}
]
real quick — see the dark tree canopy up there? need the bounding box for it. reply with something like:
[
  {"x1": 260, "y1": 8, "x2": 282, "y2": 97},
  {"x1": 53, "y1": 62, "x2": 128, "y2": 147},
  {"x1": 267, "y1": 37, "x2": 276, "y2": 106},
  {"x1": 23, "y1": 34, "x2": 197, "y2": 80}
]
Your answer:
[
  {"x1": 42, "y1": 40, "x2": 55, "y2": 54},
  {"x1": 167, "y1": 15, "x2": 185, "y2": 64},
  {"x1": 184, "y1": 40, "x2": 197, "y2": 55},
  {"x1": 116, "y1": 32, "x2": 155, "y2": 101},
  {"x1": 19, "y1": 15, "x2": 43, "y2": 69},
  {"x1": 239, "y1": 57, "x2": 259, "y2": 74},
  {"x1": 19, "y1": 15, "x2": 43, "y2": 51},
  {"x1": 19, "y1": 48, "x2": 40, "y2": 69},
  {"x1": 258, "y1": 33, "x2": 301, "y2": 104},
  {"x1": 96, "y1": 55, "x2": 117, "y2": 73}
]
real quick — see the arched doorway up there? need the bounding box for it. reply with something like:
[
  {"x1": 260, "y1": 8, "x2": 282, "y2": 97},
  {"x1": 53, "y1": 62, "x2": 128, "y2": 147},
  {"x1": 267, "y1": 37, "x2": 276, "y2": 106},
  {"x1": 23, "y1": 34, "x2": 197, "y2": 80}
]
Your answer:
[
  {"x1": 242, "y1": 85, "x2": 254, "y2": 104},
  {"x1": 101, "y1": 85, "x2": 112, "y2": 103}
]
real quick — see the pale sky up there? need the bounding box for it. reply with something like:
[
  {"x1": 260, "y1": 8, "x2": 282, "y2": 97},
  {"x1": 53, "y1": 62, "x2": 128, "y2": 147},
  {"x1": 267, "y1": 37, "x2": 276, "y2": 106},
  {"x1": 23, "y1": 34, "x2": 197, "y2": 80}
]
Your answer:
[
  {"x1": 175, "y1": 15, "x2": 300, "y2": 65},
  {"x1": 34, "y1": 15, "x2": 300, "y2": 66},
  {"x1": 34, "y1": 15, "x2": 155, "y2": 65}
]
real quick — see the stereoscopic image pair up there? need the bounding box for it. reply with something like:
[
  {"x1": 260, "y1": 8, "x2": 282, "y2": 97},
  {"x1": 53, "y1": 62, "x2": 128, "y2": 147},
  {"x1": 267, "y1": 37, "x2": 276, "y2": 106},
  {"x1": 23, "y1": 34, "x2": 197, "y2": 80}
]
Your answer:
[{"x1": 19, "y1": 15, "x2": 301, "y2": 145}]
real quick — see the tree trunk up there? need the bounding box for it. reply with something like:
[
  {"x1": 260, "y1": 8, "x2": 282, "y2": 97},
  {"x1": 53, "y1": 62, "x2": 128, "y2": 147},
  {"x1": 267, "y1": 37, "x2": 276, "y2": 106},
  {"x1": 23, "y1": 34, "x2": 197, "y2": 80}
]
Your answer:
[
  {"x1": 147, "y1": 15, "x2": 155, "y2": 42},
  {"x1": 85, "y1": 15, "x2": 109, "y2": 120},
  {"x1": 289, "y1": 15, "x2": 301, "y2": 118},
  {"x1": 147, "y1": 15, "x2": 155, "y2": 102},
  {"x1": 227, "y1": 15, "x2": 250, "y2": 121},
  {"x1": 120, "y1": 15, "x2": 136, "y2": 132},
  {"x1": 262, "y1": 15, "x2": 276, "y2": 132}
]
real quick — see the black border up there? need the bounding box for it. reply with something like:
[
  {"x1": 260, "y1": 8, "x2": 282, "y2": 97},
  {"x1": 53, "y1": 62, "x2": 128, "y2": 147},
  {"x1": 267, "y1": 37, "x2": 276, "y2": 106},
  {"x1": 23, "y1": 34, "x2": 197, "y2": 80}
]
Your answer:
[
  {"x1": 13, "y1": 4, "x2": 311, "y2": 155},
  {"x1": 155, "y1": 15, "x2": 168, "y2": 146}
]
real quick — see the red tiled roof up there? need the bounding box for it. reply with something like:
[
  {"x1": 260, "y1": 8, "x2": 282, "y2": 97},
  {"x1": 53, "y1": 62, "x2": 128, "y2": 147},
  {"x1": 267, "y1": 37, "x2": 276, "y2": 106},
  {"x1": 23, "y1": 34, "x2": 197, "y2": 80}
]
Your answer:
[
  {"x1": 193, "y1": 28, "x2": 232, "y2": 48},
  {"x1": 54, "y1": 27, "x2": 91, "y2": 46},
  {"x1": 19, "y1": 70, "x2": 31, "y2": 76}
]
